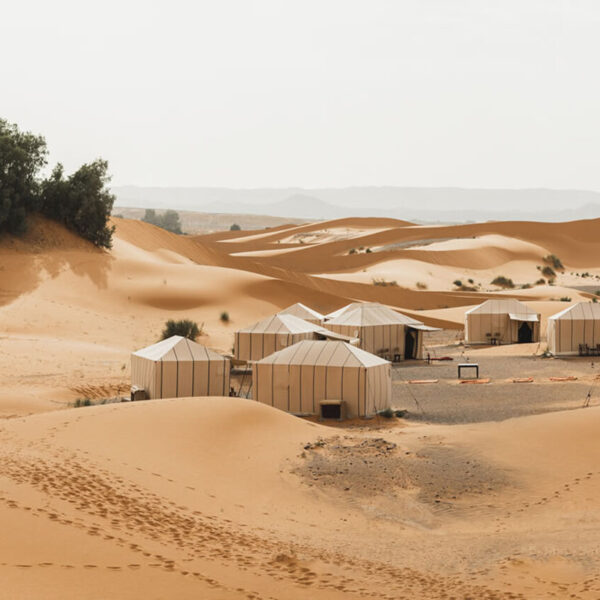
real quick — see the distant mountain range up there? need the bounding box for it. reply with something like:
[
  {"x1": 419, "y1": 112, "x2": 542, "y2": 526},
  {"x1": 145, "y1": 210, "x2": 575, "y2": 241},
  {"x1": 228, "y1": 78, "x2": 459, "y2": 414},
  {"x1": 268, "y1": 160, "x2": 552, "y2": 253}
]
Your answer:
[{"x1": 112, "y1": 186, "x2": 600, "y2": 223}]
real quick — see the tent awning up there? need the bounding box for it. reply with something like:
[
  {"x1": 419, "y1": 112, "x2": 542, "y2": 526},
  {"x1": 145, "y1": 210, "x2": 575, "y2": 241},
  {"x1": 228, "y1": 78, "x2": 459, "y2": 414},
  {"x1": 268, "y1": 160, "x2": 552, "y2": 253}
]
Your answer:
[
  {"x1": 408, "y1": 324, "x2": 442, "y2": 332},
  {"x1": 508, "y1": 313, "x2": 539, "y2": 322}
]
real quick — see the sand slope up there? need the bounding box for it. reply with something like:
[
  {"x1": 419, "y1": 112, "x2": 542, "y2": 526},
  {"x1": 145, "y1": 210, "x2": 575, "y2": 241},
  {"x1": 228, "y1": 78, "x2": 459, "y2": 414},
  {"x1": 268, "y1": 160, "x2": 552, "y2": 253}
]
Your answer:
[{"x1": 1, "y1": 397, "x2": 600, "y2": 598}]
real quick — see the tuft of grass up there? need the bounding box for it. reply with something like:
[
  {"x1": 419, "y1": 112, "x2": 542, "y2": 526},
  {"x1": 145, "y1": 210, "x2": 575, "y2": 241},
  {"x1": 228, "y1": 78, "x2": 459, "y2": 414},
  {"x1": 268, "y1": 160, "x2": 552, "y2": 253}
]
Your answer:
[
  {"x1": 73, "y1": 397, "x2": 92, "y2": 408},
  {"x1": 161, "y1": 319, "x2": 202, "y2": 341},
  {"x1": 541, "y1": 265, "x2": 556, "y2": 280},
  {"x1": 559, "y1": 296, "x2": 572, "y2": 302},
  {"x1": 220, "y1": 311, "x2": 230, "y2": 323},
  {"x1": 416, "y1": 281, "x2": 428, "y2": 290},
  {"x1": 535, "y1": 278, "x2": 546, "y2": 285},
  {"x1": 372, "y1": 278, "x2": 398, "y2": 287}
]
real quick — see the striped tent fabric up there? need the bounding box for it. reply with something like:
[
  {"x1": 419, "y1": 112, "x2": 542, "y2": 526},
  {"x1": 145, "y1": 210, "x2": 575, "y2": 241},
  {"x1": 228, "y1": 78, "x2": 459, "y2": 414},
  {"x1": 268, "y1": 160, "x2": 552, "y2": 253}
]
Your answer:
[
  {"x1": 547, "y1": 302, "x2": 600, "y2": 356},
  {"x1": 131, "y1": 336, "x2": 230, "y2": 399},
  {"x1": 253, "y1": 340, "x2": 391, "y2": 418},
  {"x1": 464, "y1": 298, "x2": 540, "y2": 345}
]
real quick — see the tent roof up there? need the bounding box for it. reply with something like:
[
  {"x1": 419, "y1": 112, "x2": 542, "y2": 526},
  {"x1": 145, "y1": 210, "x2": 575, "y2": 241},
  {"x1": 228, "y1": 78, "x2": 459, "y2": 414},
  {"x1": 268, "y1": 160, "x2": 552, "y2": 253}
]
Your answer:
[
  {"x1": 132, "y1": 336, "x2": 226, "y2": 362},
  {"x1": 238, "y1": 313, "x2": 328, "y2": 334},
  {"x1": 549, "y1": 301, "x2": 600, "y2": 321},
  {"x1": 325, "y1": 303, "x2": 363, "y2": 320},
  {"x1": 465, "y1": 298, "x2": 537, "y2": 316},
  {"x1": 256, "y1": 340, "x2": 389, "y2": 367},
  {"x1": 278, "y1": 302, "x2": 324, "y2": 321},
  {"x1": 326, "y1": 302, "x2": 424, "y2": 327}
]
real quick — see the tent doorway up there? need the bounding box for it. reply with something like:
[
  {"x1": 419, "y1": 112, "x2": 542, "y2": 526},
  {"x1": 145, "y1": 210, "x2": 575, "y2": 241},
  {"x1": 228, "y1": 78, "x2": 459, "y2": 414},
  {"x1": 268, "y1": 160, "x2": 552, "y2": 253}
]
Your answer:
[
  {"x1": 518, "y1": 322, "x2": 533, "y2": 343},
  {"x1": 405, "y1": 328, "x2": 418, "y2": 359}
]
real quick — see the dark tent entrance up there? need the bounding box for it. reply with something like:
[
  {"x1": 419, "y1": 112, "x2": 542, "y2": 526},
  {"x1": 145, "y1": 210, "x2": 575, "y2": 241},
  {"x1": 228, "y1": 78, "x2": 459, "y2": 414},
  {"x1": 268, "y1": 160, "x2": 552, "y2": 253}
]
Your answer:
[
  {"x1": 404, "y1": 328, "x2": 419, "y2": 359},
  {"x1": 518, "y1": 322, "x2": 533, "y2": 343}
]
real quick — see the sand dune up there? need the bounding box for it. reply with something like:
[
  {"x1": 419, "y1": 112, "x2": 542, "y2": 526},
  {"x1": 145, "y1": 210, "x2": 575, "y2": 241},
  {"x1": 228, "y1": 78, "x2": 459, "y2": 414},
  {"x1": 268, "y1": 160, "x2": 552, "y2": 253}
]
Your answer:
[
  {"x1": 3, "y1": 214, "x2": 600, "y2": 597},
  {"x1": 2, "y1": 215, "x2": 600, "y2": 413},
  {"x1": 1, "y1": 397, "x2": 599, "y2": 598}
]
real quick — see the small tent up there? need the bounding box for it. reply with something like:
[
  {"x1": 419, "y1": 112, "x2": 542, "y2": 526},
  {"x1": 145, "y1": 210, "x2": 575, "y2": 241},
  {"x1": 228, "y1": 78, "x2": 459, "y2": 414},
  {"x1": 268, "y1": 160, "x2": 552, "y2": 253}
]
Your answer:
[
  {"x1": 131, "y1": 336, "x2": 230, "y2": 399},
  {"x1": 253, "y1": 340, "x2": 391, "y2": 417},
  {"x1": 325, "y1": 302, "x2": 429, "y2": 359},
  {"x1": 464, "y1": 299, "x2": 540, "y2": 345},
  {"x1": 278, "y1": 303, "x2": 324, "y2": 325},
  {"x1": 547, "y1": 302, "x2": 600, "y2": 356},
  {"x1": 234, "y1": 314, "x2": 355, "y2": 362}
]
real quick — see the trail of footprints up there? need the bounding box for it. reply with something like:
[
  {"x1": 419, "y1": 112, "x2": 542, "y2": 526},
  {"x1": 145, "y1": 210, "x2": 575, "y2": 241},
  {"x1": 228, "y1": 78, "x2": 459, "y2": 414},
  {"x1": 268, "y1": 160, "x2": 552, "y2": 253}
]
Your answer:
[{"x1": 0, "y1": 426, "x2": 541, "y2": 600}]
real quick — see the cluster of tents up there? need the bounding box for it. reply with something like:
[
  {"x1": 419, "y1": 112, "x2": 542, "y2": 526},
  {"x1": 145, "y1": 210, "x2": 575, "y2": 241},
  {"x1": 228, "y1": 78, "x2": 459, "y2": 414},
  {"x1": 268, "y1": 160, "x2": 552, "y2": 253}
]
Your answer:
[
  {"x1": 132, "y1": 301, "x2": 431, "y2": 418},
  {"x1": 131, "y1": 298, "x2": 600, "y2": 418}
]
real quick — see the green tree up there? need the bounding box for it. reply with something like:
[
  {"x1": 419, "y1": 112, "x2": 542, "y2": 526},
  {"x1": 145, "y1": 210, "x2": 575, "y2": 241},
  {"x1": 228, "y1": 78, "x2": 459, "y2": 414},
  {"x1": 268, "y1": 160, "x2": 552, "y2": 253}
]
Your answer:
[
  {"x1": 142, "y1": 208, "x2": 182, "y2": 234},
  {"x1": 40, "y1": 160, "x2": 115, "y2": 248},
  {"x1": 0, "y1": 118, "x2": 47, "y2": 235}
]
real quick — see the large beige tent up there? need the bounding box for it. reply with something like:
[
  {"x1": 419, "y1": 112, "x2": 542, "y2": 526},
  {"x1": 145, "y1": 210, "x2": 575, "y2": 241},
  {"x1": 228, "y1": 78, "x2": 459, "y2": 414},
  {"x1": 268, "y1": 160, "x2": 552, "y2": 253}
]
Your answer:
[
  {"x1": 324, "y1": 302, "x2": 430, "y2": 360},
  {"x1": 464, "y1": 299, "x2": 540, "y2": 345},
  {"x1": 131, "y1": 336, "x2": 230, "y2": 399},
  {"x1": 234, "y1": 314, "x2": 355, "y2": 362},
  {"x1": 547, "y1": 302, "x2": 600, "y2": 356},
  {"x1": 253, "y1": 340, "x2": 391, "y2": 417},
  {"x1": 278, "y1": 302, "x2": 324, "y2": 325}
]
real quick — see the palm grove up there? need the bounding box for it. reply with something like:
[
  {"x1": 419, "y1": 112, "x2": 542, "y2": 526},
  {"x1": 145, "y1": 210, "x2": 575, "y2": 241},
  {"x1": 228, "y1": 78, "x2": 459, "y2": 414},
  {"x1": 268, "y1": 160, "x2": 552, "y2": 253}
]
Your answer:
[{"x1": 0, "y1": 118, "x2": 115, "y2": 248}]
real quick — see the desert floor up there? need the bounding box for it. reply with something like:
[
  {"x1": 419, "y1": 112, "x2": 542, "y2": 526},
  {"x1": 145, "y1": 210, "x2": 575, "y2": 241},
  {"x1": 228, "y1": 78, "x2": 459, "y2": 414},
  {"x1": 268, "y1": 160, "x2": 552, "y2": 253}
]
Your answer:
[{"x1": 2, "y1": 215, "x2": 600, "y2": 598}]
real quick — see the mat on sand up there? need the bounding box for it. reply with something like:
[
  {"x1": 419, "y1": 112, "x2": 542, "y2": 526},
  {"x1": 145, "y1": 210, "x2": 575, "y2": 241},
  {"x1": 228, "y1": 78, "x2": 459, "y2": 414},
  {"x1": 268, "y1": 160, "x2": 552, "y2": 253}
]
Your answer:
[
  {"x1": 550, "y1": 376, "x2": 578, "y2": 382},
  {"x1": 408, "y1": 379, "x2": 439, "y2": 384},
  {"x1": 460, "y1": 378, "x2": 491, "y2": 384},
  {"x1": 513, "y1": 377, "x2": 534, "y2": 383}
]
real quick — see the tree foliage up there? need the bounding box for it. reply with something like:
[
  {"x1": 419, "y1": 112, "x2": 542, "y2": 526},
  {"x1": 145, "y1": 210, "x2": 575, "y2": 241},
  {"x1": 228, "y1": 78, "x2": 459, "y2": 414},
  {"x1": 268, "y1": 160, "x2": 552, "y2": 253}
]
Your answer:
[
  {"x1": 142, "y1": 208, "x2": 182, "y2": 234},
  {"x1": 0, "y1": 118, "x2": 115, "y2": 247},
  {"x1": 0, "y1": 119, "x2": 47, "y2": 235},
  {"x1": 40, "y1": 160, "x2": 116, "y2": 248}
]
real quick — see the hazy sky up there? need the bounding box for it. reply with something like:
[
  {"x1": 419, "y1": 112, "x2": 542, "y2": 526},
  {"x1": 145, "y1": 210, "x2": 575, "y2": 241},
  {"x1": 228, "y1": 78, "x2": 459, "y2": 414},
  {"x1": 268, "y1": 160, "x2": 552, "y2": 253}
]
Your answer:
[{"x1": 3, "y1": 1, "x2": 600, "y2": 190}]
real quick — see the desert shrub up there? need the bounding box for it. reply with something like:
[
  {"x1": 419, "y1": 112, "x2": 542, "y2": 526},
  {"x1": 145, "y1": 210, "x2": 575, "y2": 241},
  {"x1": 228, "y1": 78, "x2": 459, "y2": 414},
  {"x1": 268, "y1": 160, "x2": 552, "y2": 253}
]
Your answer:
[
  {"x1": 161, "y1": 319, "x2": 201, "y2": 341},
  {"x1": 372, "y1": 278, "x2": 398, "y2": 287},
  {"x1": 73, "y1": 397, "x2": 92, "y2": 408},
  {"x1": 349, "y1": 248, "x2": 356, "y2": 254},
  {"x1": 468, "y1": 278, "x2": 474, "y2": 284},
  {"x1": 535, "y1": 278, "x2": 546, "y2": 285},
  {"x1": 491, "y1": 276, "x2": 515, "y2": 288},
  {"x1": 378, "y1": 407, "x2": 395, "y2": 419},
  {"x1": 453, "y1": 280, "x2": 462, "y2": 288},
  {"x1": 220, "y1": 311, "x2": 230, "y2": 323},
  {"x1": 559, "y1": 297, "x2": 572, "y2": 302},
  {"x1": 520, "y1": 283, "x2": 532, "y2": 289},
  {"x1": 365, "y1": 247, "x2": 372, "y2": 253},
  {"x1": 416, "y1": 281, "x2": 428, "y2": 290},
  {"x1": 543, "y1": 254, "x2": 564, "y2": 271},
  {"x1": 142, "y1": 208, "x2": 182, "y2": 234},
  {"x1": 541, "y1": 266, "x2": 556, "y2": 279},
  {"x1": 230, "y1": 223, "x2": 241, "y2": 231}
]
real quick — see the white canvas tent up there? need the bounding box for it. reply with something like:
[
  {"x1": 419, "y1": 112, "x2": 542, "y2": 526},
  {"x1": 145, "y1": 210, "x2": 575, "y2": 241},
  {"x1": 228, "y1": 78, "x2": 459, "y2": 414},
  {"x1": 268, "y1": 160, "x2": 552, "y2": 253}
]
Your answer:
[
  {"x1": 464, "y1": 299, "x2": 540, "y2": 345},
  {"x1": 325, "y1": 302, "x2": 430, "y2": 359},
  {"x1": 234, "y1": 314, "x2": 355, "y2": 362},
  {"x1": 131, "y1": 336, "x2": 230, "y2": 399},
  {"x1": 547, "y1": 302, "x2": 600, "y2": 356},
  {"x1": 278, "y1": 302, "x2": 324, "y2": 325},
  {"x1": 253, "y1": 340, "x2": 391, "y2": 417}
]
